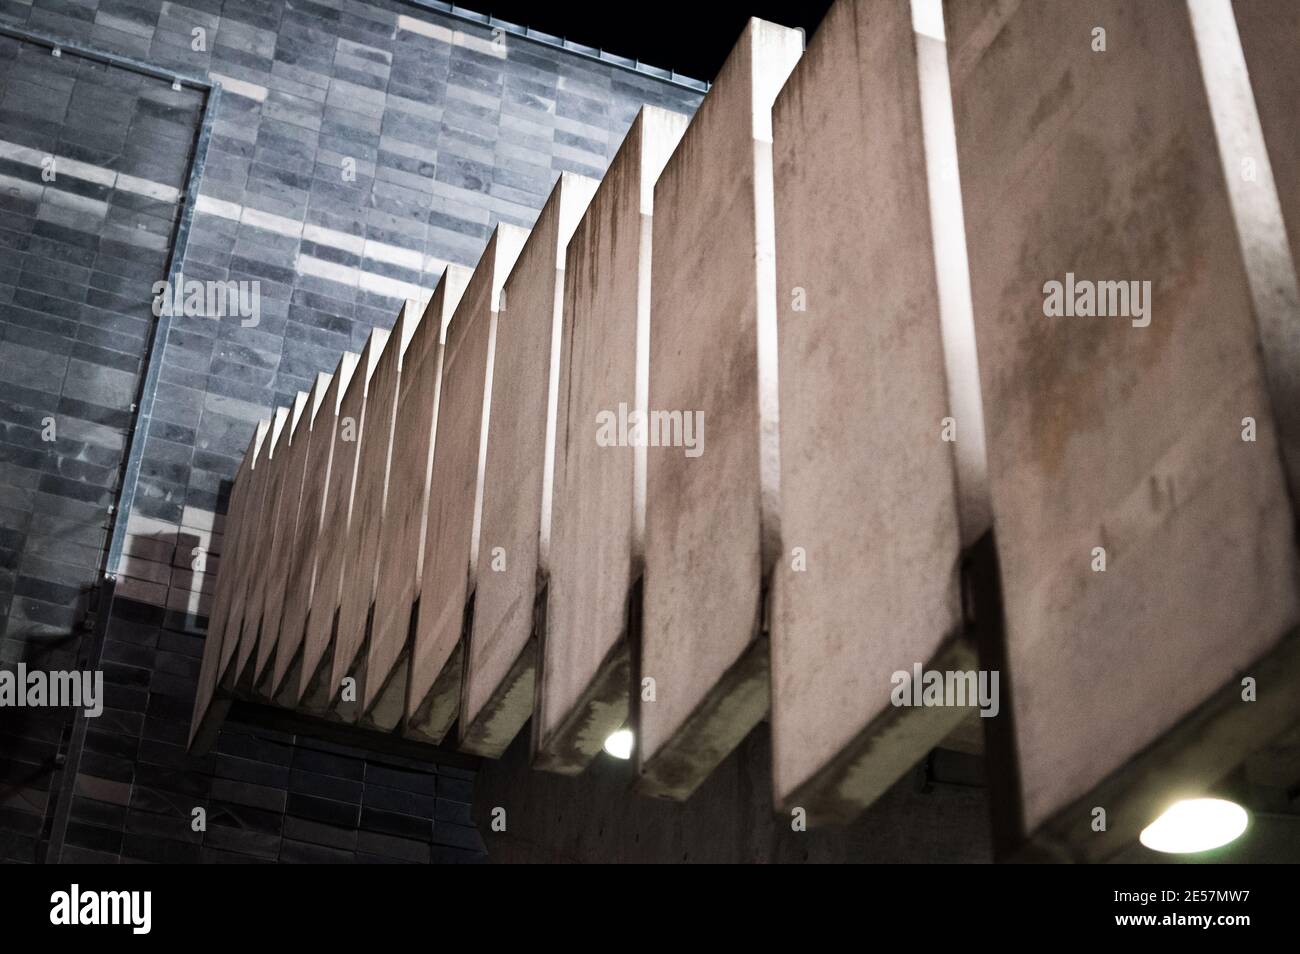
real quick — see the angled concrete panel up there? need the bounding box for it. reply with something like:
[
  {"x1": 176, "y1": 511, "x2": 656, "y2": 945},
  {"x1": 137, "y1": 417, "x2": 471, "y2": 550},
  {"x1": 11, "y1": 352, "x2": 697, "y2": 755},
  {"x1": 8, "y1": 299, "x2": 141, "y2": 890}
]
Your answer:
[
  {"x1": 406, "y1": 224, "x2": 529, "y2": 744},
  {"x1": 209, "y1": 420, "x2": 267, "y2": 656},
  {"x1": 535, "y1": 107, "x2": 690, "y2": 774},
  {"x1": 1221, "y1": 0, "x2": 1300, "y2": 489},
  {"x1": 228, "y1": 396, "x2": 306, "y2": 690},
  {"x1": 331, "y1": 299, "x2": 429, "y2": 718},
  {"x1": 297, "y1": 329, "x2": 390, "y2": 709},
  {"x1": 638, "y1": 18, "x2": 804, "y2": 799},
  {"x1": 946, "y1": 0, "x2": 1300, "y2": 859},
  {"x1": 460, "y1": 172, "x2": 599, "y2": 758},
  {"x1": 219, "y1": 402, "x2": 288, "y2": 686},
  {"x1": 190, "y1": 417, "x2": 268, "y2": 748},
  {"x1": 362, "y1": 265, "x2": 474, "y2": 729},
  {"x1": 255, "y1": 373, "x2": 334, "y2": 695},
  {"x1": 1234, "y1": 0, "x2": 1300, "y2": 283},
  {"x1": 769, "y1": 0, "x2": 973, "y2": 826},
  {"x1": 273, "y1": 352, "x2": 360, "y2": 701}
]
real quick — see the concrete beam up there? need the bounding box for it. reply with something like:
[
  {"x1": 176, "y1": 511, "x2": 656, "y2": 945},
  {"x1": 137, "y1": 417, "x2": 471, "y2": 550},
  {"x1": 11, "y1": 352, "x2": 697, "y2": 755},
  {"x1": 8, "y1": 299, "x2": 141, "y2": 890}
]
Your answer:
[
  {"x1": 1233, "y1": 0, "x2": 1300, "y2": 267},
  {"x1": 459, "y1": 172, "x2": 599, "y2": 758},
  {"x1": 637, "y1": 18, "x2": 803, "y2": 799},
  {"x1": 330, "y1": 299, "x2": 428, "y2": 721},
  {"x1": 1216, "y1": 0, "x2": 1300, "y2": 490},
  {"x1": 406, "y1": 224, "x2": 529, "y2": 744},
  {"x1": 273, "y1": 352, "x2": 361, "y2": 704},
  {"x1": 229, "y1": 392, "x2": 308, "y2": 691},
  {"x1": 362, "y1": 265, "x2": 473, "y2": 730},
  {"x1": 535, "y1": 107, "x2": 689, "y2": 774},
  {"x1": 255, "y1": 372, "x2": 334, "y2": 698},
  {"x1": 769, "y1": 0, "x2": 975, "y2": 826},
  {"x1": 218, "y1": 404, "x2": 288, "y2": 688},
  {"x1": 945, "y1": 0, "x2": 1300, "y2": 860},
  {"x1": 189, "y1": 416, "x2": 268, "y2": 749},
  {"x1": 297, "y1": 329, "x2": 390, "y2": 711}
]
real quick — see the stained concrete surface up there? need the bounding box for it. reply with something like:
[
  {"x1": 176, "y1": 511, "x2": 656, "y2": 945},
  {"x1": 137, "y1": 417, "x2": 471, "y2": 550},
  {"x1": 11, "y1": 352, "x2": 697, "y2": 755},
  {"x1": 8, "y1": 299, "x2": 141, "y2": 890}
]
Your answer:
[
  {"x1": 770, "y1": 0, "x2": 971, "y2": 825},
  {"x1": 461, "y1": 172, "x2": 598, "y2": 758},
  {"x1": 406, "y1": 225, "x2": 528, "y2": 743},
  {"x1": 297, "y1": 330, "x2": 387, "y2": 710},
  {"x1": 639, "y1": 18, "x2": 803, "y2": 800},
  {"x1": 946, "y1": 0, "x2": 1300, "y2": 852},
  {"x1": 537, "y1": 107, "x2": 689, "y2": 773},
  {"x1": 364, "y1": 265, "x2": 472, "y2": 726}
]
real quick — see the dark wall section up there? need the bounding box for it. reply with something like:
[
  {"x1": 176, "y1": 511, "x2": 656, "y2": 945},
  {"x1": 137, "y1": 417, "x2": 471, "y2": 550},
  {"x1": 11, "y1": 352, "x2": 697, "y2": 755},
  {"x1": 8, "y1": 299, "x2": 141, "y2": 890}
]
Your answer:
[
  {"x1": 63, "y1": 594, "x2": 484, "y2": 863},
  {"x1": 474, "y1": 723, "x2": 994, "y2": 863},
  {"x1": 0, "y1": 0, "x2": 700, "y2": 863}
]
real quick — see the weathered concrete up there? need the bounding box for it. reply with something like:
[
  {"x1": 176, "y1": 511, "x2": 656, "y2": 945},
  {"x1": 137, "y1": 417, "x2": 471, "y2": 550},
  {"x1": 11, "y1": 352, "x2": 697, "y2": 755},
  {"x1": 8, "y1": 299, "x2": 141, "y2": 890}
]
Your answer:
[
  {"x1": 212, "y1": 422, "x2": 267, "y2": 642},
  {"x1": 406, "y1": 224, "x2": 529, "y2": 744},
  {"x1": 638, "y1": 18, "x2": 803, "y2": 799},
  {"x1": 219, "y1": 404, "x2": 288, "y2": 686},
  {"x1": 255, "y1": 372, "x2": 333, "y2": 696},
  {"x1": 769, "y1": 0, "x2": 977, "y2": 825},
  {"x1": 1216, "y1": 0, "x2": 1300, "y2": 491},
  {"x1": 535, "y1": 108, "x2": 689, "y2": 774},
  {"x1": 362, "y1": 265, "x2": 473, "y2": 730},
  {"x1": 459, "y1": 173, "x2": 599, "y2": 759},
  {"x1": 297, "y1": 330, "x2": 389, "y2": 710},
  {"x1": 232, "y1": 391, "x2": 308, "y2": 690},
  {"x1": 1235, "y1": 0, "x2": 1300, "y2": 270},
  {"x1": 189, "y1": 417, "x2": 268, "y2": 748},
  {"x1": 273, "y1": 353, "x2": 360, "y2": 703},
  {"x1": 945, "y1": 0, "x2": 1300, "y2": 859},
  {"x1": 331, "y1": 299, "x2": 428, "y2": 719}
]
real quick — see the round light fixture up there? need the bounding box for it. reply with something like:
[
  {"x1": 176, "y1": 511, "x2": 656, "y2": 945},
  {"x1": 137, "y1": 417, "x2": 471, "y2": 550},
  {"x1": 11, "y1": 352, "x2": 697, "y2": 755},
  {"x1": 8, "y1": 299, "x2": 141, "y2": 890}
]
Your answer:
[
  {"x1": 602, "y1": 728, "x2": 634, "y2": 760},
  {"x1": 1139, "y1": 798, "x2": 1248, "y2": 854}
]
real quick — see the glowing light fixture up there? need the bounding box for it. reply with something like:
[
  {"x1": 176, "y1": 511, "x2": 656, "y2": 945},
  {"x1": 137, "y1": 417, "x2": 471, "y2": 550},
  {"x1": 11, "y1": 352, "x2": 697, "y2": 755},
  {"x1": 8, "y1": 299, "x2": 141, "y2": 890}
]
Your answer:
[
  {"x1": 1139, "y1": 798, "x2": 1248, "y2": 854},
  {"x1": 603, "y1": 728, "x2": 634, "y2": 760}
]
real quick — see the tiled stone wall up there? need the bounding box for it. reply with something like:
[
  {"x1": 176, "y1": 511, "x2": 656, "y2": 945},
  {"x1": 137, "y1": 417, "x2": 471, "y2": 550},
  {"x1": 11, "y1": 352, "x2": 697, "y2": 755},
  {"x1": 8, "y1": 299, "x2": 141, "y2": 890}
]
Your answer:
[
  {"x1": 0, "y1": 32, "x2": 203, "y2": 863},
  {"x1": 0, "y1": 33, "x2": 200, "y2": 664}
]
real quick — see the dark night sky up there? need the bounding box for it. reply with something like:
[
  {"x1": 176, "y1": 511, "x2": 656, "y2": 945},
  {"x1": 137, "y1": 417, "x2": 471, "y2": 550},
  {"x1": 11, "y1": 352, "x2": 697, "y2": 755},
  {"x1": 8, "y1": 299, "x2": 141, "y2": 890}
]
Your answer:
[{"x1": 450, "y1": 0, "x2": 835, "y2": 82}]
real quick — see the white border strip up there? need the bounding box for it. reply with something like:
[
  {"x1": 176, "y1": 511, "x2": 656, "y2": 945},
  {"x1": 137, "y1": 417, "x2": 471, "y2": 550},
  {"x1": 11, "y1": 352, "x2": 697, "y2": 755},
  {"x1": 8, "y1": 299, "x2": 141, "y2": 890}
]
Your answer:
[
  {"x1": 913, "y1": 0, "x2": 992, "y2": 545},
  {"x1": 1188, "y1": 0, "x2": 1300, "y2": 493}
]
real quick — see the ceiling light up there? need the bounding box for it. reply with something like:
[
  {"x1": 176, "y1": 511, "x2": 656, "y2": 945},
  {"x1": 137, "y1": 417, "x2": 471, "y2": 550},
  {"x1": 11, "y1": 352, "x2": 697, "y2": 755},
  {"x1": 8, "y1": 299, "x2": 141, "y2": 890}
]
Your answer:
[
  {"x1": 1139, "y1": 798, "x2": 1248, "y2": 854},
  {"x1": 602, "y1": 728, "x2": 633, "y2": 760}
]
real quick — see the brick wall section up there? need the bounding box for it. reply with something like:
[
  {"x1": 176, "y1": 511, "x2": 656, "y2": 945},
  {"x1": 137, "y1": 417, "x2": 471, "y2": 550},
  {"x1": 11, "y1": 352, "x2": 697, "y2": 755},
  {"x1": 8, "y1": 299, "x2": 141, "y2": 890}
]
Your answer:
[
  {"x1": 0, "y1": 0, "x2": 699, "y2": 862},
  {"x1": 67, "y1": 600, "x2": 485, "y2": 863}
]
